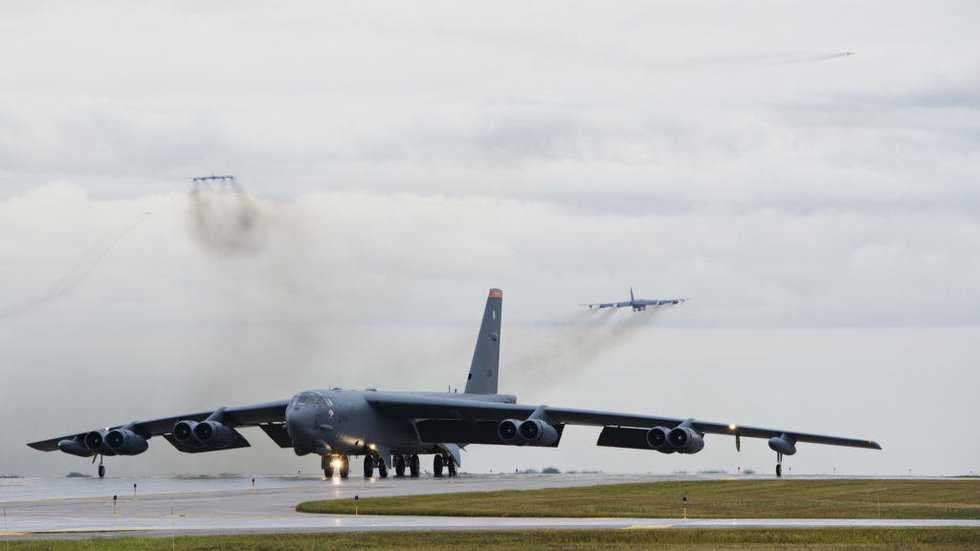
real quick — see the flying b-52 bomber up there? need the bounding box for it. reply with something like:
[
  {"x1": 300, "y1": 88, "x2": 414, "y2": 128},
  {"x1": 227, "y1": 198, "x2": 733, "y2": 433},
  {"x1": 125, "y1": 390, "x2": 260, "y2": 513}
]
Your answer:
[
  {"x1": 29, "y1": 289, "x2": 879, "y2": 479},
  {"x1": 583, "y1": 287, "x2": 688, "y2": 311}
]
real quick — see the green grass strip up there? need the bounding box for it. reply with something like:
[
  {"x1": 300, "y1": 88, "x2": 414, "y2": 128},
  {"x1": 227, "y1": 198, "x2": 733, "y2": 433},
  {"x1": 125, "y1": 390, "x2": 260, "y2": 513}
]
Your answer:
[
  {"x1": 3, "y1": 528, "x2": 979, "y2": 550},
  {"x1": 298, "y1": 479, "x2": 980, "y2": 519}
]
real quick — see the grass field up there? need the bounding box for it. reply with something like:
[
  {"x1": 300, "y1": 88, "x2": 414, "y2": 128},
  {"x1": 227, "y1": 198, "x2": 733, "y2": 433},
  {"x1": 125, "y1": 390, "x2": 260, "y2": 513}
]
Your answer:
[
  {"x1": 3, "y1": 529, "x2": 979, "y2": 550},
  {"x1": 298, "y1": 479, "x2": 980, "y2": 519}
]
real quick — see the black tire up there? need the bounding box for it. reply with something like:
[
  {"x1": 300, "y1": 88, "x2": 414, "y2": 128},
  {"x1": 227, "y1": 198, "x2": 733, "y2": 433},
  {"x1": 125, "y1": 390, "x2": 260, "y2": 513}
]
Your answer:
[
  {"x1": 447, "y1": 458, "x2": 457, "y2": 477},
  {"x1": 363, "y1": 455, "x2": 374, "y2": 478},
  {"x1": 394, "y1": 455, "x2": 406, "y2": 477},
  {"x1": 409, "y1": 454, "x2": 420, "y2": 477},
  {"x1": 378, "y1": 459, "x2": 388, "y2": 479},
  {"x1": 433, "y1": 454, "x2": 443, "y2": 477},
  {"x1": 340, "y1": 456, "x2": 349, "y2": 478},
  {"x1": 776, "y1": 464, "x2": 782, "y2": 478},
  {"x1": 324, "y1": 464, "x2": 334, "y2": 478},
  {"x1": 98, "y1": 465, "x2": 105, "y2": 479}
]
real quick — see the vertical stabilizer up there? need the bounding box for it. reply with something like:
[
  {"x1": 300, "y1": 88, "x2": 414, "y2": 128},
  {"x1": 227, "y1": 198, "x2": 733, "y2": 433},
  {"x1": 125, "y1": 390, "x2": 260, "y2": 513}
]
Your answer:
[
  {"x1": 464, "y1": 289, "x2": 502, "y2": 394},
  {"x1": 630, "y1": 287, "x2": 635, "y2": 302}
]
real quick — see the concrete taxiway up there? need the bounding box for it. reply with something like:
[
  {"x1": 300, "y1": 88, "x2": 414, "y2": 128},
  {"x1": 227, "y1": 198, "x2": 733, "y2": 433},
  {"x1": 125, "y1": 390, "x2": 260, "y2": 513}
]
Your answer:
[{"x1": 1, "y1": 474, "x2": 977, "y2": 539}]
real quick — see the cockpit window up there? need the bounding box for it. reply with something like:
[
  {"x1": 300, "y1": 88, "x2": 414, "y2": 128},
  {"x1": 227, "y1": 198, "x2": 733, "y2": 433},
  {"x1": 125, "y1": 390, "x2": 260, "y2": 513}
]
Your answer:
[{"x1": 292, "y1": 391, "x2": 327, "y2": 407}]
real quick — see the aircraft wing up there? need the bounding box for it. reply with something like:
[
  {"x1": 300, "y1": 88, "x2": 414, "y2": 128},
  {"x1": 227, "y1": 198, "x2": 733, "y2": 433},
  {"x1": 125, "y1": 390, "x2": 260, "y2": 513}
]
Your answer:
[
  {"x1": 366, "y1": 392, "x2": 880, "y2": 450},
  {"x1": 27, "y1": 400, "x2": 289, "y2": 452}
]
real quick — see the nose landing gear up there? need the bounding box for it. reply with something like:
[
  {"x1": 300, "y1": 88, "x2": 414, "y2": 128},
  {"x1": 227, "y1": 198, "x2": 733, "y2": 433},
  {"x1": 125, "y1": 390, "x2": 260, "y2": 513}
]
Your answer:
[{"x1": 322, "y1": 455, "x2": 349, "y2": 479}]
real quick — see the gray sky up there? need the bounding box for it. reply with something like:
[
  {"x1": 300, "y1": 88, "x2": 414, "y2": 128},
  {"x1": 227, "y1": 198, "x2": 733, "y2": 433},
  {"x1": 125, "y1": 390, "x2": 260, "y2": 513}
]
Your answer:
[{"x1": 1, "y1": 1, "x2": 977, "y2": 477}]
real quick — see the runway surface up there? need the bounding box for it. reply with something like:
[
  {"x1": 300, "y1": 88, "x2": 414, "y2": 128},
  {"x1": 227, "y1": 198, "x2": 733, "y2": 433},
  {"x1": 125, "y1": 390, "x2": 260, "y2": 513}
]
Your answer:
[{"x1": 1, "y1": 474, "x2": 977, "y2": 539}]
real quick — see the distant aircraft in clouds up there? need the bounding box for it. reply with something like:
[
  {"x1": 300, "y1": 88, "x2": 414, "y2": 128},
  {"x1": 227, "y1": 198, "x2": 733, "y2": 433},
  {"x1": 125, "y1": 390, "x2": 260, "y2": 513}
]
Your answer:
[{"x1": 583, "y1": 287, "x2": 688, "y2": 312}]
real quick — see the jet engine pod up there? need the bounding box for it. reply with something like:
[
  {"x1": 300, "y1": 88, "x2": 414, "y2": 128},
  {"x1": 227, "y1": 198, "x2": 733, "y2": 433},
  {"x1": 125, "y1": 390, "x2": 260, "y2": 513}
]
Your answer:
[
  {"x1": 518, "y1": 419, "x2": 559, "y2": 447},
  {"x1": 104, "y1": 429, "x2": 149, "y2": 456},
  {"x1": 497, "y1": 419, "x2": 522, "y2": 444},
  {"x1": 172, "y1": 420, "x2": 202, "y2": 446},
  {"x1": 645, "y1": 426, "x2": 675, "y2": 453},
  {"x1": 193, "y1": 421, "x2": 236, "y2": 448},
  {"x1": 667, "y1": 426, "x2": 705, "y2": 454},
  {"x1": 83, "y1": 430, "x2": 116, "y2": 455},
  {"x1": 58, "y1": 437, "x2": 94, "y2": 457},
  {"x1": 768, "y1": 434, "x2": 797, "y2": 455}
]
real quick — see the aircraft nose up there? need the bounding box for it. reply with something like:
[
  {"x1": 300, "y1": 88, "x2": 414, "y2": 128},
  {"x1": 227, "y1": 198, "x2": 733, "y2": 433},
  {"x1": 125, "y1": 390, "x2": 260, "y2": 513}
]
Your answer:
[{"x1": 285, "y1": 407, "x2": 316, "y2": 453}]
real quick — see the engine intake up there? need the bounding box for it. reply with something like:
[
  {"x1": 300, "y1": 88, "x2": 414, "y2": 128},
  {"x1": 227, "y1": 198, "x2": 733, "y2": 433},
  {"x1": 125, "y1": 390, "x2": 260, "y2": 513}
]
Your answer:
[
  {"x1": 193, "y1": 421, "x2": 237, "y2": 448},
  {"x1": 518, "y1": 419, "x2": 559, "y2": 447},
  {"x1": 83, "y1": 430, "x2": 116, "y2": 455},
  {"x1": 497, "y1": 419, "x2": 521, "y2": 444},
  {"x1": 667, "y1": 425, "x2": 705, "y2": 454},
  {"x1": 768, "y1": 434, "x2": 797, "y2": 455},
  {"x1": 104, "y1": 429, "x2": 149, "y2": 456},
  {"x1": 173, "y1": 420, "x2": 202, "y2": 446},
  {"x1": 646, "y1": 426, "x2": 675, "y2": 453}
]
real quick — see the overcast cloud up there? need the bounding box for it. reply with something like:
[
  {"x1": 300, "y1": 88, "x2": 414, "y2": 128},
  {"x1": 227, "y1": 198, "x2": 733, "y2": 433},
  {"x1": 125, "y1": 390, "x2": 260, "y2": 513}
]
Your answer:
[{"x1": 0, "y1": 1, "x2": 977, "y2": 477}]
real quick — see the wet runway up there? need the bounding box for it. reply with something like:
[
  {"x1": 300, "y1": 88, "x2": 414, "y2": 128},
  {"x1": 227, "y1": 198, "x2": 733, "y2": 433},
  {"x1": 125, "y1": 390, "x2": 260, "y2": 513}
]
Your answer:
[{"x1": 1, "y1": 474, "x2": 977, "y2": 539}]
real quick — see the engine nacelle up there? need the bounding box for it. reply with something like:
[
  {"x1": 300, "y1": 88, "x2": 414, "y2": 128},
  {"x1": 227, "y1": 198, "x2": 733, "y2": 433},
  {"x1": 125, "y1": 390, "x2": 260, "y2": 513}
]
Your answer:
[
  {"x1": 58, "y1": 437, "x2": 94, "y2": 457},
  {"x1": 518, "y1": 419, "x2": 559, "y2": 447},
  {"x1": 83, "y1": 430, "x2": 117, "y2": 456},
  {"x1": 497, "y1": 419, "x2": 522, "y2": 444},
  {"x1": 645, "y1": 426, "x2": 675, "y2": 453},
  {"x1": 172, "y1": 420, "x2": 203, "y2": 446},
  {"x1": 667, "y1": 426, "x2": 705, "y2": 454},
  {"x1": 193, "y1": 421, "x2": 237, "y2": 448},
  {"x1": 768, "y1": 434, "x2": 797, "y2": 455},
  {"x1": 104, "y1": 429, "x2": 149, "y2": 456}
]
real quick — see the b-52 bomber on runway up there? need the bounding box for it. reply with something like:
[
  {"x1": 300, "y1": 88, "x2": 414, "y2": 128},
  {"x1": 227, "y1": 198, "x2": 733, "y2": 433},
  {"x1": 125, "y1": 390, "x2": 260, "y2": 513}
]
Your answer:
[
  {"x1": 29, "y1": 289, "x2": 879, "y2": 480},
  {"x1": 583, "y1": 287, "x2": 688, "y2": 311}
]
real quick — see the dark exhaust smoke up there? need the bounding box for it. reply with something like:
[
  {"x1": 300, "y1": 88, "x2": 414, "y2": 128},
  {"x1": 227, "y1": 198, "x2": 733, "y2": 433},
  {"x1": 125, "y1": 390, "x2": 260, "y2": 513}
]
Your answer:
[{"x1": 188, "y1": 180, "x2": 267, "y2": 257}]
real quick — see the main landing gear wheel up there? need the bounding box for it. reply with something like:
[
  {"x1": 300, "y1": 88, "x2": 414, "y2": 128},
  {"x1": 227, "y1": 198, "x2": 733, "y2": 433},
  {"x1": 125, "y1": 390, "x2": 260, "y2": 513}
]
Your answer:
[
  {"x1": 322, "y1": 456, "x2": 334, "y2": 478},
  {"x1": 447, "y1": 457, "x2": 457, "y2": 477},
  {"x1": 98, "y1": 464, "x2": 105, "y2": 479},
  {"x1": 775, "y1": 452, "x2": 783, "y2": 478},
  {"x1": 433, "y1": 454, "x2": 444, "y2": 477},
  {"x1": 339, "y1": 455, "x2": 350, "y2": 479},
  {"x1": 377, "y1": 458, "x2": 388, "y2": 479},
  {"x1": 363, "y1": 455, "x2": 374, "y2": 478},
  {"x1": 394, "y1": 455, "x2": 406, "y2": 477},
  {"x1": 409, "y1": 454, "x2": 420, "y2": 477}
]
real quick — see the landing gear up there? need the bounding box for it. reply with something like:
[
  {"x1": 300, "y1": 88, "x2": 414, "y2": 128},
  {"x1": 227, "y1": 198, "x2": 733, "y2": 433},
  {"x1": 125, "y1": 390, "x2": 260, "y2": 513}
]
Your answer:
[
  {"x1": 377, "y1": 458, "x2": 388, "y2": 479},
  {"x1": 433, "y1": 454, "x2": 444, "y2": 477},
  {"x1": 363, "y1": 455, "x2": 374, "y2": 478},
  {"x1": 776, "y1": 452, "x2": 783, "y2": 478},
  {"x1": 409, "y1": 454, "x2": 420, "y2": 477},
  {"x1": 447, "y1": 457, "x2": 457, "y2": 477},
  {"x1": 394, "y1": 455, "x2": 406, "y2": 477},
  {"x1": 339, "y1": 455, "x2": 349, "y2": 478},
  {"x1": 97, "y1": 456, "x2": 105, "y2": 479},
  {"x1": 322, "y1": 455, "x2": 334, "y2": 478}
]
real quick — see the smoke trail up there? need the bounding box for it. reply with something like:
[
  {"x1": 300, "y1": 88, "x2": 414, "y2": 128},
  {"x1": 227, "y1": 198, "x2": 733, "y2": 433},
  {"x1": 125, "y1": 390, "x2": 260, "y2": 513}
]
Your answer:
[
  {"x1": 0, "y1": 212, "x2": 151, "y2": 320},
  {"x1": 507, "y1": 305, "x2": 674, "y2": 385},
  {"x1": 188, "y1": 180, "x2": 267, "y2": 257}
]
